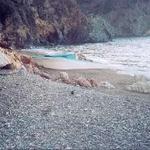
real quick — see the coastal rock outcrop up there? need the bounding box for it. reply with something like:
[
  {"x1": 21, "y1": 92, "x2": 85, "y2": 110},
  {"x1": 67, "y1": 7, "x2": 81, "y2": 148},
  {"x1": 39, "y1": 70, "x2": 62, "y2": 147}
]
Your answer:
[
  {"x1": 0, "y1": 48, "x2": 22, "y2": 70},
  {"x1": 0, "y1": 47, "x2": 38, "y2": 73},
  {"x1": 0, "y1": 46, "x2": 53, "y2": 79},
  {"x1": 77, "y1": 0, "x2": 150, "y2": 42}
]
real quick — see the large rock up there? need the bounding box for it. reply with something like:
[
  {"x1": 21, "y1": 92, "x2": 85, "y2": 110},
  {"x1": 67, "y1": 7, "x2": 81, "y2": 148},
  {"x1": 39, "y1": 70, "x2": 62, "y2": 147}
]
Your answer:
[
  {"x1": 0, "y1": 47, "x2": 38, "y2": 73},
  {"x1": 0, "y1": 51, "x2": 10, "y2": 68},
  {"x1": 0, "y1": 48, "x2": 22, "y2": 70}
]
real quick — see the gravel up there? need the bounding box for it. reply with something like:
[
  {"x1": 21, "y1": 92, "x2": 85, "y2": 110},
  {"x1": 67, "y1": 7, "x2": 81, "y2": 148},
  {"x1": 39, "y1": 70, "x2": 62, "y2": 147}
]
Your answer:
[{"x1": 0, "y1": 70, "x2": 150, "y2": 149}]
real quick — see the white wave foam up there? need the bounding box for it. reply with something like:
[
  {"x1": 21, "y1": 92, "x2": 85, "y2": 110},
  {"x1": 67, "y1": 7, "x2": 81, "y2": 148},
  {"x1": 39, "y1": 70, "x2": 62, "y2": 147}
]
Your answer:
[{"x1": 27, "y1": 37, "x2": 150, "y2": 79}]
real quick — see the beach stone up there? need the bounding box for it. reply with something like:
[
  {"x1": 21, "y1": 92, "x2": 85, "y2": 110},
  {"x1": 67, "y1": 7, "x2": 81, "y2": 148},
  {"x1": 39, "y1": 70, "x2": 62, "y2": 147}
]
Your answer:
[
  {"x1": 32, "y1": 66, "x2": 51, "y2": 80},
  {"x1": 76, "y1": 77, "x2": 92, "y2": 88},
  {"x1": 59, "y1": 72, "x2": 70, "y2": 82},
  {"x1": 39, "y1": 72, "x2": 51, "y2": 80},
  {"x1": 88, "y1": 79, "x2": 98, "y2": 87},
  {"x1": 20, "y1": 55, "x2": 32, "y2": 64},
  {"x1": 71, "y1": 90, "x2": 75, "y2": 95},
  {"x1": 0, "y1": 71, "x2": 149, "y2": 149},
  {"x1": 99, "y1": 81, "x2": 115, "y2": 89}
]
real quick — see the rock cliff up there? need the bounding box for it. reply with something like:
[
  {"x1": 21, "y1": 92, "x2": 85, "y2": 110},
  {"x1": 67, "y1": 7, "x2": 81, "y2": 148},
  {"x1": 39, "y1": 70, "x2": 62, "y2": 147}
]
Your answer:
[
  {"x1": 0, "y1": 0, "x2": 150, "y2": 48},
  {"x1": 0, "y1": 0, "x2": 88, "y2": 48},
  {"x1": 77, "y1": 0, "x2": 150, "y2": 42}
]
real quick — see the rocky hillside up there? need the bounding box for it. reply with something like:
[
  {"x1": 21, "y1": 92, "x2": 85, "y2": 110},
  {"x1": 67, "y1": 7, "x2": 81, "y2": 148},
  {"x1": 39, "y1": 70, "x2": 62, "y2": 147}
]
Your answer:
[
  {"x1": 77, "y1": 0, "x2": 150, "y2": 42},
  {"x1": 0, "y1": 0, "x2": 88, "y2": 48},
  {"x1": 0, "y1": 0, "x2": 150, "y2": 48}
]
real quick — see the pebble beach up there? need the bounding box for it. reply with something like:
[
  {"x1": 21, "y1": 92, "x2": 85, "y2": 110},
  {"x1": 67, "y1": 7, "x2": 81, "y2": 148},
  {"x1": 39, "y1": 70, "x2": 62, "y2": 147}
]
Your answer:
[{"x1": 0, "y1": 70, "x2": 150, "y2": 149}]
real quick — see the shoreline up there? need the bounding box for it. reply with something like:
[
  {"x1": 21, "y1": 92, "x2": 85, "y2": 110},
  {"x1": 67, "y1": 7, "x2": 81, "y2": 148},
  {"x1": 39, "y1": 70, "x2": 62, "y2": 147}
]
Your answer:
[
  {"x1": 20, "y1": 50, "x2": 150, "y2": 94},
  {"x1": 41, "y1": 67, "x2": 150, "y2": 95},
  {"x1": 18, "y1": 50, "x2": 150, "y2": 95},
  {"x1": 22, "y1": 35, "x2": 150, "y2": 79}
]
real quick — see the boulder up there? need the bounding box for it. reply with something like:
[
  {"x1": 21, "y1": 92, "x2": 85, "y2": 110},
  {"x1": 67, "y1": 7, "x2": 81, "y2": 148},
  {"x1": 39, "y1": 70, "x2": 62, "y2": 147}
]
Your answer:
[
  {"x1": 59, "y1": 72, "x2": 72, "y2": 84},
  {"x1": 0, "y1": 50, "x2": 11, "y2": 68},
  {"x1": 59, "y1": 72, "x2": 70, "y2": 81},
  {"x1": 0, "y1": 47, "x2": 52, "y2": 80},
  {"x1": 0, "y1": 48, "x2": 22, "y2": 70},
  {"x1": 76, "y1": 77, "x2": 92, "y2": 88},
  {"x1": 88, "y1": 79, "x2": 98, "y2": 87}
]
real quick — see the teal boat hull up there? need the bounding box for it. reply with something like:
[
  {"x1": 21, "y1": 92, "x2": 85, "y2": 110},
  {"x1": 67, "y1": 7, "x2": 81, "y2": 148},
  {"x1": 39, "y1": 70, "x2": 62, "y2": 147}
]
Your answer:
[{"x1": 32, "y1": 52, "x2": 76, "y2": 60}]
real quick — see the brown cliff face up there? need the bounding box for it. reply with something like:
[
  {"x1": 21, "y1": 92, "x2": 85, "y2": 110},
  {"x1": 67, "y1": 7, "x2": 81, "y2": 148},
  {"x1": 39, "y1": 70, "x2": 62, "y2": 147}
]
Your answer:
[{"x1": 0, "y1": 0, "x2": 88, "y2": 48}]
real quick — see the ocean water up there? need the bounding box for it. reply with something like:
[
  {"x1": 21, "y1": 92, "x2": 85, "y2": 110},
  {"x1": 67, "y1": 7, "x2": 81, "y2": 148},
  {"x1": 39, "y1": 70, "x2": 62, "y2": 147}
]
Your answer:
[{"x1": 29, "y1": 37, "x2": 150, "y2": 78}]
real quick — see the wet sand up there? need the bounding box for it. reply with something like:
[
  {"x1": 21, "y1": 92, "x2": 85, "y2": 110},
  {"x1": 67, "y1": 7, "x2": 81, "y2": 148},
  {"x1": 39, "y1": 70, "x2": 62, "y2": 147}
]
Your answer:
[
  {"x1": 41, "y1": 67, "x2": 137, "y2": 94},
  {"x1": 33, "y1": 57, "x2": 106, "y2": 70},
  {"x1": 22, "y1": 50, "x2": 107, "y2": 70}
]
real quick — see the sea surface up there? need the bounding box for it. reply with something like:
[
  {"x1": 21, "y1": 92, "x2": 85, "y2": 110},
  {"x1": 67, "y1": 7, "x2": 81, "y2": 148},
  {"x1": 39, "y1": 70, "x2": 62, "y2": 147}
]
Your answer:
[{"x1": 29, "y1": 37, "x2": 150, "y2": 79}]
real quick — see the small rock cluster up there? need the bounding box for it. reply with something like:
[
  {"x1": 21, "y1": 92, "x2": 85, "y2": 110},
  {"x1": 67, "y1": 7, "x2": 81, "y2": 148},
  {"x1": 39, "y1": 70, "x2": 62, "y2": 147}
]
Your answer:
[
  {"x1": 58, "y1": 72, "x2": 98, "y2": 88},
  {"x1": 58, "y1": 72, "x2": 115, "y2": 89}
]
